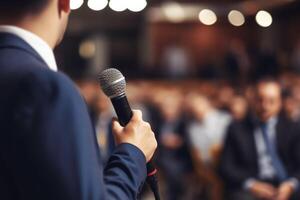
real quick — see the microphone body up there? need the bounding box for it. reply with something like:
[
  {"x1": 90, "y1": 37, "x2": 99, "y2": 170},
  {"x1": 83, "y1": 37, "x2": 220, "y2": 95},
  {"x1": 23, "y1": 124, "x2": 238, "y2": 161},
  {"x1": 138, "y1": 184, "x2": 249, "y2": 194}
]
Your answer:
[
  {"x1": 111, "y1": 95, "x2": 132, "y2": 127},
  {"x1": 111, "y1": 94, "x2": 157, "y2": 174},
  {"x1": 99, "y1": 68, "x2": 160, "y2": 200},
  {"x1": 111, "y1": 95, "x2": 158, "y2": 182}
]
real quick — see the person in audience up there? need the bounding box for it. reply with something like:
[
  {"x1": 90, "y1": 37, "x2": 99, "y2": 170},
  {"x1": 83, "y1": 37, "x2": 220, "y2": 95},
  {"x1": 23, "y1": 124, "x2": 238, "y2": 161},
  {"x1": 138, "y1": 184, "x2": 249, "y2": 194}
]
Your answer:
[
  {"x1": 186, "y1": 93, "x2": 231, "y2": 200},
  {"x1": 156, "y1": 89, "x2": 193, "y2": 200},
  {"x1": 94, "y1": 89, "x2": 115, "y2": 164},
  {"x1": 220, "y1": 79, "x2": 300, "y2": 200},
  {"x1": 217, "y1": 85, "x2": 235, "y2": 111},
  {"x1": 229, "y1": 95, "x2": 249, "y2": 122},
  {"x1": 282, "y1": 89, "x2": 300, "y2": 123},
  {"x1": 76, "y1": 78, "x2": 99, "y2": 123}
]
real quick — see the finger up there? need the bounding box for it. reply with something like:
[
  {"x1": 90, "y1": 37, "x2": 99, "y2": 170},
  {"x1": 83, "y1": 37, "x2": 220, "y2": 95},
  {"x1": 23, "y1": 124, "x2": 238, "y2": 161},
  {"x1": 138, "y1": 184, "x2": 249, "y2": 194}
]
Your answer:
[
  {"x1": 277, "y1": 192, "x2": 289, "y2": 200},
  {"x1": 276, "y1": 194, "x2": 285, "y2": 200},
  {"x1": 132, "y1": 110, "x2": 142, "y2": 121},
  {"x1": 145, "y1": 122, "x2": 152, "y2": 130},
  {"x1": 263, "y1": 183, "x2": 276, "y2": 190},
  {"x1": 260, "y1": 188, "x2": 276, "y2": 199},
  {"x1": 263, "y1": 185, "x2": 277, "y2": 194},
  {"x1": 112, "y1": 118, "x2": 123, "y2": 134}
]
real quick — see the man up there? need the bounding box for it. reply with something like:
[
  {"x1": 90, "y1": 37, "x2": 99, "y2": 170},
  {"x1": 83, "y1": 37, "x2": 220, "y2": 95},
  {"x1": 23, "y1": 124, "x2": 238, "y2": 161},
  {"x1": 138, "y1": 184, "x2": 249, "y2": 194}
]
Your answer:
[
  {"x1": 186, "y1": 93, "x2": 231, "y2": 200},
  {"x1": 220, "y1": 79, "x2": 300, "y2": 200},
  {"x1": 0, "y1": 0, "x2": 157, "y2": 199},
  {"x1": 155, "y1": 90, "x2": 193, "y2": 200}
]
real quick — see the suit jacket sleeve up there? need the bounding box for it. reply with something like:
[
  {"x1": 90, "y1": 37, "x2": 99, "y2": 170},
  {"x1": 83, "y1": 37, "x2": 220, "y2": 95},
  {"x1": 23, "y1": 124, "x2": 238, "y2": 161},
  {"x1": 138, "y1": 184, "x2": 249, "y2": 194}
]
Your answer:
[{"x1": 11, "y1": 70, "x2": 146, "y2": 200}]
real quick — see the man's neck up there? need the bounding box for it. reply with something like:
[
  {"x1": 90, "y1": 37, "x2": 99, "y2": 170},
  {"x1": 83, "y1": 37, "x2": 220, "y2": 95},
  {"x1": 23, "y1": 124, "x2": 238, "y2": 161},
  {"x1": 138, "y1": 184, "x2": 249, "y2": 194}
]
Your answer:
[{"x1": 0, "y1": 16, "x2": 57, "y2": 49}]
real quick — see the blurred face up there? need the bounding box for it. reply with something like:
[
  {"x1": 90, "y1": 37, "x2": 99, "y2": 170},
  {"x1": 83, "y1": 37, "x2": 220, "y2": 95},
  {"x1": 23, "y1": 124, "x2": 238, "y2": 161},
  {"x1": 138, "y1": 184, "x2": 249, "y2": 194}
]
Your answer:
[
  {"x1": 283, "y1": 96, "x2": 299, "y2": 120},
  {"x1": 255, "y1": 82, "x2": 282, "y2": 122},
  {"x1": 159, "y1": 92, "x2": 182, "y2": 122},
  {"x1": 187, "y1": 94, "x2": 211, "y2": 120},
  {"x1": 230, "y1": 96, "x2": 248, "y2": 121}
]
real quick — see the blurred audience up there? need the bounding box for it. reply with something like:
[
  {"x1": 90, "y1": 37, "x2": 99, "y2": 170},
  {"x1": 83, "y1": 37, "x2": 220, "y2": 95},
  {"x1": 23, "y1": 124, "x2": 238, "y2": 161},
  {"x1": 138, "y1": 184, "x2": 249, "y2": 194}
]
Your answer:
[
  {"x1": 77, "y1": 79, "x2": 115, "y2": 163},
  {"x1": 186, "y1": 93, "x2": 231, "y2": 200},
  {"x1": 94, "y1": 90, "x2": 115, "y2": 163},
  {"x1": 220, "y1": 79, "x2": 300, "y2": 200},
  {"x1": 282, "y1": 89, "x2": 300, "y2": 123},
  {"x1": 229, "y1": 95, "x2": 249, "y2": 122},
  {"x1": 154, "y1": 89, "x2": 193, "y2": 200},
  {"x1": 186, "y1": 93, "x2": 231, "y2": 165},
  {"x1": 75, "y1": 73, "x2": 300, "y2": 200}
]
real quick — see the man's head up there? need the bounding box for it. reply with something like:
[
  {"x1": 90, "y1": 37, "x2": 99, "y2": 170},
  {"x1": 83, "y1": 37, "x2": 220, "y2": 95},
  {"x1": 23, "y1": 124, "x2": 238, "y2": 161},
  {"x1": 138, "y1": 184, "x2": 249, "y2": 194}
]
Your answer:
[
  {"x1": 0, "y1": 0, "x2": 71, "y2": 48},
  {"x1": 186, "y1": 93, "x2": 213, "y2": 121},
  {"x1": 254, "y1": 79, "x2": 282, "y2": 122}
]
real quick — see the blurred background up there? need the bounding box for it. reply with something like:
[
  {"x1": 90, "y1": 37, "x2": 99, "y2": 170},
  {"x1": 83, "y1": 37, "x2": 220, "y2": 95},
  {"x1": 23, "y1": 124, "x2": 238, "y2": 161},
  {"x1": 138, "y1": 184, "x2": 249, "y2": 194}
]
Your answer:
[{"x1": 57, "y1": 0, "x2": 300, "y2": 199}]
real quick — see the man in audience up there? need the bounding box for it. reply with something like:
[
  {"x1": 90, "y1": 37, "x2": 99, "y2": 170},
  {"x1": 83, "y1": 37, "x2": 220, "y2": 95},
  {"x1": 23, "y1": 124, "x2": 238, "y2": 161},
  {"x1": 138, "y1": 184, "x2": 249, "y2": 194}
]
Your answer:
[
  {"x1": 156, "y1": 90, "x2": 193, "y2": 200},
  {"x1": 220, "y1": 79, "x2": 300, "y2": 200},
  {"x1": 229, "y1": 94, "x2": 249, "y2": 122},
  {"x1": 186, "y1": 93, "x2": 231, "y2": 200},
  {"x1": 282, "y1": 89, "x2": 300, "y2": 123}
]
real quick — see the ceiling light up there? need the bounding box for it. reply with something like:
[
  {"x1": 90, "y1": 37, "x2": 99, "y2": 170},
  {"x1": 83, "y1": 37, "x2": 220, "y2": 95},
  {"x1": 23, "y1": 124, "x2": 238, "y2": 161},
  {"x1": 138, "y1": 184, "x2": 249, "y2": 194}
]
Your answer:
[
  {"x1": 162, "y1": 2, "x2": 185, "y2": 23},
  {"x1": 127, "y1": 0, "x2": 147, "y2": 12},
  {"x1": 70, "y1": 0, "x2": 84, "y2": 10},
  {"x1": 228, "y1": 10, "x2": 245, "y2": 26},
  {"x1": 88, "y1": 0, "x2": 108, "y2": 11},
  {"x1": 109, "y1": 0, "x2": 127, "y2": 12},
  {"x1": 199, "y1": 9, "x2": 217, "y2": 25},
  {"x1": 255, "y1": 10, "x2": 273, "y2": 27}
]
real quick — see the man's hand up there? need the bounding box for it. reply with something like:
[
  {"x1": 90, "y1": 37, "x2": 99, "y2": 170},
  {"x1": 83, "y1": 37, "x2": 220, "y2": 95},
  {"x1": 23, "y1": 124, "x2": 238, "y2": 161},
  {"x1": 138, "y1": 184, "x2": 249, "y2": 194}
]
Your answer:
[
  {"x1": 112, "y1": 110, "x2": 158, "y2": 162},
  {"x1": 276, "y1": 181, "x2": 294, "y2": 200},
  {"x1": 249, "y1": 181, "x2": 277, "y2": 200}
]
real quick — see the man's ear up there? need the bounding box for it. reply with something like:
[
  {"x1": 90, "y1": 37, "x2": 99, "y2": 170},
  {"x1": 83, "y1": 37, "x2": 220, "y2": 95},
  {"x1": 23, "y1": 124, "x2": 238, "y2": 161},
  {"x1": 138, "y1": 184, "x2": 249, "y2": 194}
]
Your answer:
[{"x1": 59, "y1": 0, "x2": 70, "y2": 13}]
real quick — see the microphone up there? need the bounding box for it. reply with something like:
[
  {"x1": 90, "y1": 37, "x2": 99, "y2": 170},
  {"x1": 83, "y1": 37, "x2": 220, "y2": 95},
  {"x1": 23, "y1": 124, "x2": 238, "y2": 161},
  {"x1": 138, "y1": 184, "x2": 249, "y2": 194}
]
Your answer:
[{"x1": 98, "y1": 68, "x2": 160, "y2": 200}]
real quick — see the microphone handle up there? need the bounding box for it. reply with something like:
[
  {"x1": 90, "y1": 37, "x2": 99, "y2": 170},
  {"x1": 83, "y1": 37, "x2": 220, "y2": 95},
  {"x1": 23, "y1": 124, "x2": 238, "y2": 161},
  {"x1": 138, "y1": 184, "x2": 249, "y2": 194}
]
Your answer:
[
  {"x1": 111, "y1": 95, "x2": 160, "y2": 200},
  {"x1": 111, "y1": 95, "x2": 132, "y2": 127}
]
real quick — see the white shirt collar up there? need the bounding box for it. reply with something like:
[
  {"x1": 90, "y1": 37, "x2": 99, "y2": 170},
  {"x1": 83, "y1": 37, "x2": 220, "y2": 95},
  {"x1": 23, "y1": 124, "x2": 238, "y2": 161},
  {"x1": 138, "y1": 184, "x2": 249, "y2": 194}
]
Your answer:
[{"x1": 0, "y1": 25, "x2": 57, "y2": 72}]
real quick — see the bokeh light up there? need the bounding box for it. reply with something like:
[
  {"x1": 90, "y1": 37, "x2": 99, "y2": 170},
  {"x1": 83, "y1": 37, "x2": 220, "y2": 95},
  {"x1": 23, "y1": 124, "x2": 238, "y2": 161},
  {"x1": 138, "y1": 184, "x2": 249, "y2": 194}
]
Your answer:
[
  {"x1": 70, "y1": 0, "x2": 84, "y2": 10},
  {"x1": 79, "y1": 40, "x2": 96, "y2": 59},
  {"x1": 199, "y1": 9, "x2": 217, "y2": 25},
  {"x1": 162, "y1": 2, "x2": 185, "y2": 23},
  {"x1": 255, "y1": 10, "x2": 273, "y2": 27},
  {"x1": 88, "y1": 0, "x2": 108, "y2": 11},
  {"x1": 109, "y1": 0, "x2": 127, "y2": 12},
  {"x1": 228, "y1": 10, "x2": 245, "y2": 26},
  {"x1": 127, "y1": 0, "x2": 147, "y2": 12}
]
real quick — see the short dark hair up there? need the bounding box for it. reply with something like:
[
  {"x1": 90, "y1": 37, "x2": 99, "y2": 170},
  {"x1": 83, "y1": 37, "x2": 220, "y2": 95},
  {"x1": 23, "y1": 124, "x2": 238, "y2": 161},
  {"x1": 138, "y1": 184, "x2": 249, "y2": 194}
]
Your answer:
[
  {"x1": 0, "y1": 0, "x2": 50, "y2": 16},
  {"x1": 256, "y1": 77, "x2": 281, "y2": 86},
  {"x1": 255, "y1": 77, "x2": 283, "y2": 97}
]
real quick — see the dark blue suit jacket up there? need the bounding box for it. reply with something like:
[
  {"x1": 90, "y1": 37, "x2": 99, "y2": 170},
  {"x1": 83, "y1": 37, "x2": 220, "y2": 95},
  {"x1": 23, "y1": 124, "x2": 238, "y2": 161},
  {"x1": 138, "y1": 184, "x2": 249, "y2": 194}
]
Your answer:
[{"x1": 0, "y1": 33, "x2": 146, "y2": 200}]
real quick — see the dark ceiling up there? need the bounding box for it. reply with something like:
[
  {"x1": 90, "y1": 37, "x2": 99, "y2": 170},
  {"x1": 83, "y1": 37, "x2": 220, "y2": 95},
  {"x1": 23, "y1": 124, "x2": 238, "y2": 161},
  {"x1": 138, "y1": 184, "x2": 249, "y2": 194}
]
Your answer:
[
  {"x1": 149, "y1": 0, "x2": 244, "y2": 5},
  {"x1": 67, "y1": 0, "x2": 300, "y2": 34}
]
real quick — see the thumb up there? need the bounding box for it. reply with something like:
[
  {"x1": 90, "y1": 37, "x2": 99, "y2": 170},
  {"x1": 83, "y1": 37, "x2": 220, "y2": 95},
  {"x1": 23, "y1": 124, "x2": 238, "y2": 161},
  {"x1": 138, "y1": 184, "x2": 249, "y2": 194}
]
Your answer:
[{"x1": 112, "y1": 118, "x2": 123, "y2": 134}]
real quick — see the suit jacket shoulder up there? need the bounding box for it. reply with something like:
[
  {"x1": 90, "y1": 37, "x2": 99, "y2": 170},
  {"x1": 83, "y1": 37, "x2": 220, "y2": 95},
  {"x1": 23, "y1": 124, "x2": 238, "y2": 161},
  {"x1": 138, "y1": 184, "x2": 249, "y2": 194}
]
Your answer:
[{"x1": 0, "y1": 33, "x2": 147, "y2": 200}]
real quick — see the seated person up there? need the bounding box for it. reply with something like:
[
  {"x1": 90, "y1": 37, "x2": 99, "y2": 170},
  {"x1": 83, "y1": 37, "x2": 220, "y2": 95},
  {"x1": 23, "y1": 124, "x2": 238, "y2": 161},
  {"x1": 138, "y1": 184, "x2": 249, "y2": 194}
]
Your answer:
[{"x1": 220, "y1": 79, "x2": 300, "y2": 200}]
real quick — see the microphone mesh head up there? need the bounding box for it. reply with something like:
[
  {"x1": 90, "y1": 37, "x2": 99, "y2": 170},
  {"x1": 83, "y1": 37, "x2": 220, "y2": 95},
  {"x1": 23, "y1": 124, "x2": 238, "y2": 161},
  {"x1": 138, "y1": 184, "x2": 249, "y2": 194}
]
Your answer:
[{"x1": 98, "y1": 68, "x2": 126, "y2": 98}]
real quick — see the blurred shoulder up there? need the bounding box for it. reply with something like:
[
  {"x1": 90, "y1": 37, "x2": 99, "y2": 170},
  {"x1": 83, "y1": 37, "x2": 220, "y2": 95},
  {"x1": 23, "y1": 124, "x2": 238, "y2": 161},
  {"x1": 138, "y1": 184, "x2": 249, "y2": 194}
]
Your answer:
[{"x1": 226, "y1": 118, "x2": 253, "y2": 136}]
